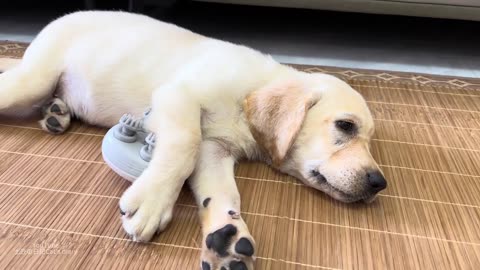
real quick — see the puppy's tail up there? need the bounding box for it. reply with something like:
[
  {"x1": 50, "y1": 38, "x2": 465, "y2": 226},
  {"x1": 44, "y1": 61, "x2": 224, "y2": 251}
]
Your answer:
[{"x1": 0, "y1": 58, "x2": 21, "y2": 72}]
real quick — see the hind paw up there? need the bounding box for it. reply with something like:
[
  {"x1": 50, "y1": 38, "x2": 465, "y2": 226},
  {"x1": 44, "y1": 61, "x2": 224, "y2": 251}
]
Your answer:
[{"x1": 39, "y1": 98, "x2": 71, "y2": 134}]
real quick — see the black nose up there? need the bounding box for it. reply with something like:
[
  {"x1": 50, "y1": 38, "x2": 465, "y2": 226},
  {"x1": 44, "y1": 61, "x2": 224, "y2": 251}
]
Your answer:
[{"x1": 366, "y1": 170, "x2": 387, "y2": 192}]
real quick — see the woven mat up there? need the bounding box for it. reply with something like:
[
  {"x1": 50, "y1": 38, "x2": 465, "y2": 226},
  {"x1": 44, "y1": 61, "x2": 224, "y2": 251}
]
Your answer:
[{"x1": 1, "y1": 41, "x2": 480, "y2": 270}]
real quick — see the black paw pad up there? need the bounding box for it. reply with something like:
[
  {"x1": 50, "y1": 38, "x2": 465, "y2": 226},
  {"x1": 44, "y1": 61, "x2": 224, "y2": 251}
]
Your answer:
[
  {"x1": 235, "y1": 237, "x2": 254, "y2": 256},
  {"x1": 201, "y1": 261, "x2": 211, "y2": 270},
  {"x1": 228, "y1": 210, "x2": 240, "y2": 219},
  {"x1": 46, "y1": 116, "x2": 61, "y2": 128},
  {"x1": 206, "y1": 224, "x2": 237, "y2": 257},
  {"x1": 50, "y1": 104, "x2": 62, "y2": 113},
  {"x1": 230, "y1": 261, "x2": 248, "y2": 270},
  {"x1": 203, "y1": 198, "x2": 211, "y2": 208}
]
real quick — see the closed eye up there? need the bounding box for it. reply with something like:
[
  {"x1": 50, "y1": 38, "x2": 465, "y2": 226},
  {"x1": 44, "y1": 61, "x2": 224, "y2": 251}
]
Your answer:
[{"x1": 335, "y1": 120, "x2": 357, "y2": 135}]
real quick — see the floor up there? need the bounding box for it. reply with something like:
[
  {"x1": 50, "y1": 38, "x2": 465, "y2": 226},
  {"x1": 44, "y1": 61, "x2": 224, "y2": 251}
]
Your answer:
[
  {"x1": 1, "y1": 42, "x2": 480, "y2": 270},
  {"x1": 0, "y1": 2, "x2": 479, "y2": 77}
]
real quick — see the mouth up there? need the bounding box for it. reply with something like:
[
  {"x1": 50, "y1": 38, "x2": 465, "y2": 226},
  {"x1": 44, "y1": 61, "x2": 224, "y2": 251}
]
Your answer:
[{"x1": 309, "y1": 170, "x2": 375, "y2": 203}]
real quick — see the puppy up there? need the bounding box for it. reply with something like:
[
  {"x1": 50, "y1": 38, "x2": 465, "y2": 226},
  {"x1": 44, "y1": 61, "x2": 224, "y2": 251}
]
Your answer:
[{"x1": 0, "y1": 11, "x2": 387, "y2": 270}]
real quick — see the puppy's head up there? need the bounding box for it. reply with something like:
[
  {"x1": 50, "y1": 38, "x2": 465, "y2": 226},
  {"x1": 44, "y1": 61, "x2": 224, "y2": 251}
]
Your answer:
[{"x1": 244, "y1": 72, "x2": 386, "y2": 203}]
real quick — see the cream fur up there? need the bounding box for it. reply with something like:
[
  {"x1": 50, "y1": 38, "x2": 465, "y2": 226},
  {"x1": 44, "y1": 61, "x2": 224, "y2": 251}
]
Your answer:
[{"x1": 0, "y1": 11, "x2": 386, "y2": 269}]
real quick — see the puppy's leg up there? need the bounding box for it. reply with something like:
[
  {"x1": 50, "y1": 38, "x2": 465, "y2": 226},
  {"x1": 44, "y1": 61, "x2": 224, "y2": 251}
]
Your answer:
[
  {"x1": 0, "y1": 58, "x2": 21, "y2": 73},
  {"x1": 0, "y1": 20, "x2": 69, "y2": 111},
  {"x1": 119, "y1": 88, "x2": 202, "y2": 241},
  {"x1": 190, "y1": 141, "x2": 256, "y2": 270},
  {"x1": 0, "y1": 64, "x2": 59, "y2": 111}
]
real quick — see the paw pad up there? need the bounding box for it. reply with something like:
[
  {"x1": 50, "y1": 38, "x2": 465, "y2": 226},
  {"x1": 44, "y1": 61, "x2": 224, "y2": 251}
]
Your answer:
[
  {"x1": 201, "y1": 261, "x2": 211, "y2": 270},
  {"x1": 202, "y1": 219, "x2": 255, "y2": 270},
  {"x1": 40, "y1": 98, "x2": 71, "y2": 134},
  {"x1": 228, "y1": 210, "x2": 240, "y2": 219},
  {"x1": 50, "y1": 104, "x2": 62, "y2": 113},
  {"x1": 235, "y1": 237, "x2": 254, "y2": 256},
  {"x1": 230, "y1": 261, "x2": 248, "y2": 270},
  {"x1": 46, "y1": 116, "x2": 61, "y2": 128},
  {"x1": 206, "y1": 224, "x2": 237, "y2": 257},
  {"x1": 203, "y1": 198, "x2": 211, "y2": 208}
]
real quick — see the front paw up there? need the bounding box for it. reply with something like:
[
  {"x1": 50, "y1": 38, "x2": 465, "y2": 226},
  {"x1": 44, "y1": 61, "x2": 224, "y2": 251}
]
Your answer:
[
  {"x1": 201, "y1": 215, "x2": 256, "y2": 270},
  {"x1": 119, "y1": 180, "x2": 174, "y2": 242}
]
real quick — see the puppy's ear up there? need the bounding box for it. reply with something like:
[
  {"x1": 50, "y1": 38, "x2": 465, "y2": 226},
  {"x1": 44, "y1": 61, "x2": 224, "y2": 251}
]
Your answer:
[{"x1": 244, "y1": 80, "x2": 316, "y2": 166}]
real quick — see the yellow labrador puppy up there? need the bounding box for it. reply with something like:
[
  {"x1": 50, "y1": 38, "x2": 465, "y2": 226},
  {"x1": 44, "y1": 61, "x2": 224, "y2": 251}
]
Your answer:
[{"x1": 0, "y1": 11, "x2": 387, "y2": 270}]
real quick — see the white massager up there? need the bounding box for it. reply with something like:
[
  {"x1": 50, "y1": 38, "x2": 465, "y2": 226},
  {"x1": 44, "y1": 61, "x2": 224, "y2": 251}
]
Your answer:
[{"x1": 101, "y1": 108, "x2": 154, "y2": 182}]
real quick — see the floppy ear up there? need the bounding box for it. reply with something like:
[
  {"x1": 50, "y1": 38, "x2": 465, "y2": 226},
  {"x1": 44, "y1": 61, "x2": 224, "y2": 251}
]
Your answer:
[{"x1": 244, "y1": 80, "x2": 316, "y2": 166}]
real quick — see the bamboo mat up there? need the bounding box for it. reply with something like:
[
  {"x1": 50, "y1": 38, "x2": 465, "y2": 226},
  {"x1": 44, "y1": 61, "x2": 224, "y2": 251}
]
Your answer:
[{"x1": 1, "y1": 41, "x2": 480, "y2": 270}]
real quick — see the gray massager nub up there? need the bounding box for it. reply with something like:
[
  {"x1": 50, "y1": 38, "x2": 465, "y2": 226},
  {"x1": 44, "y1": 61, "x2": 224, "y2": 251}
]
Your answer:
[{"x1": 102, "y1": 108, "x2": 154, "y2": 182}]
